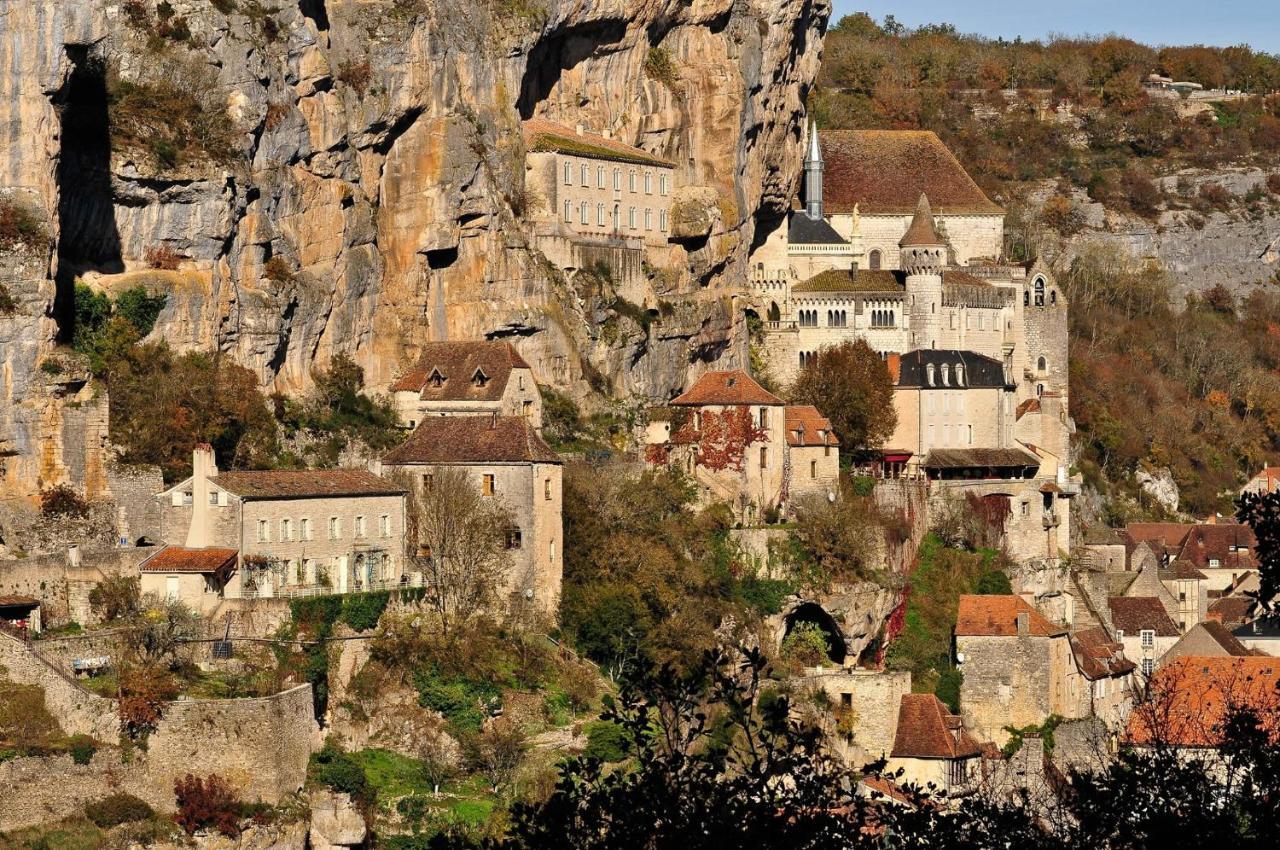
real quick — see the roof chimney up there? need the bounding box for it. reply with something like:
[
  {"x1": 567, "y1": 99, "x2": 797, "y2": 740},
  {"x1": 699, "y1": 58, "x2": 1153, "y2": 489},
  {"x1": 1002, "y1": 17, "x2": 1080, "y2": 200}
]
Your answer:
[
  {"x1": 575, "y1": 123, "x2": 584, "y2": 136},
  {"x1": 1016, "y1": 612, "x2": 1030, "y2": 637},
  {"x1": 490, "y1": 411, "x2": 499, "y2": 429},
  {"x1": 186, "y1": 444, "x2": 218, "y2": 549},
  {"x1": 602, "y1": 128, "x2": 612, "y2": 140}
]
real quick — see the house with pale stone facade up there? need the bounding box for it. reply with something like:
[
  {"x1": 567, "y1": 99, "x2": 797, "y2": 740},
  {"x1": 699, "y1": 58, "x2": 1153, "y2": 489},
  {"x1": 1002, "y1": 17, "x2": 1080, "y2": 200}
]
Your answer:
[
  {"x1": 138, "y1": 545, "x2": 238, "y2": 615},
  {"x1": 381, "y1": 416, "x2": 563, "y2": 617},
  {"x1": 390, "y1": 341, "x2": 542, "y2": 430},
  {"x1": 158, "y1": 446, "x2": 408, "y2": 598},
  {"x1": 643, "y1": 370, "x2": 840, "y2": 520},
  {"x1": 887, "y1": 693, "x2": 982, "y2": 796}
]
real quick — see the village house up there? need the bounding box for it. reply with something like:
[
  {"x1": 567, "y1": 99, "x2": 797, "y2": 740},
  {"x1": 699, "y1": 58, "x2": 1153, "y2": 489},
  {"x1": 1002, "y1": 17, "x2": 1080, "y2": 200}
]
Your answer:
[
  {"x1": 1127, "y1": 656, "x2": 1280, "y2": 751},
  {"x1": 887, "y1": 693, "x2": 982, "y2": 796},
  {"x1": 954, "y1": 595, "x2": 1136, "y2": 745},
  {"x1": 138, "y1": 545, "x2": 239, "y2": 615},
  {"x1": 1160, "y1": 620, "x2": 1257, "y2": 665},
  {"x1": 158, "y1": 446, "x2": 408, "y2": 598},
  {"x1": 380, "y1": 415, "x2": 563, "y2": 616},
  {"x1": 643, "y1": 370, "x2": 840, "y2": 520},
  {"x1": 1242, "y1": 465, "x2": 1280, "y2": 496},
  {"x1": 390, "y1": 341, "x2": 543, "y2": 430},
  {"x1": 1107, "y1": 596, "x2": 1180, "y2": 680}
]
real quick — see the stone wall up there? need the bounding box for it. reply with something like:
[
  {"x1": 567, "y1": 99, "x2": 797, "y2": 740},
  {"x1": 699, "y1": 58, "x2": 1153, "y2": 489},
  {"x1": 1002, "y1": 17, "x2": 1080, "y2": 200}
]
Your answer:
[
  {"x1": 799, "y1": 668, "x2": 911, "y2": 766},
  {"x1": 0, "y1": 631, "x2": 117, "y2": 740},
  {"x1": 0, "y1": 547, "x2": 143, "y2": 627},
  {"x1": 957, "y1": 633, "x2": 1057, "y2": 746},
  {"x1": 106, "y1": 463, "x2": 165, "y2": 545}
]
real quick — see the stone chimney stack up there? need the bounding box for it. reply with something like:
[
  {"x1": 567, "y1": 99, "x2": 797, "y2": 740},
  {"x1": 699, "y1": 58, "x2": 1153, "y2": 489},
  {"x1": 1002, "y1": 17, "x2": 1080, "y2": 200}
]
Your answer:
[
  {"x1": 185, "y1": 444, "x2": 218, "y2": 549},
  {"x1": 1016, "y1": 611, "x2": 1030, "y2": 637}
]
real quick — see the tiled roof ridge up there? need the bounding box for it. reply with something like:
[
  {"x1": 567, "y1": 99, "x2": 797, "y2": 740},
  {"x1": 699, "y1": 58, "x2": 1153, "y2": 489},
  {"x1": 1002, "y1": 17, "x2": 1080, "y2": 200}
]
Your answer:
[
  {"x1": 523, "y1": 118, "x2": 674, "y2": 168},
  {"x1": 669, "y1": 370, "x2": 784, "y2": 407}
]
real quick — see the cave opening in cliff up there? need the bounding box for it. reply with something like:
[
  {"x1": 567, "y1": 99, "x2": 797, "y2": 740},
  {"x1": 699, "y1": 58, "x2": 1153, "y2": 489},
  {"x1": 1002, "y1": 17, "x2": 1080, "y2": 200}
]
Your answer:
[
  {"x1": 298, "y1": 0, "x2": 329, "y2": 31},
  {"x1": 51, "y1": 47, "x2": 122, "y2": 342},
  {"x1": 516, "y1": 18, "x2": 629, "y2": 119},
  {"x1": 783, "y1": 602, "x2": 847, "y2": 665}
]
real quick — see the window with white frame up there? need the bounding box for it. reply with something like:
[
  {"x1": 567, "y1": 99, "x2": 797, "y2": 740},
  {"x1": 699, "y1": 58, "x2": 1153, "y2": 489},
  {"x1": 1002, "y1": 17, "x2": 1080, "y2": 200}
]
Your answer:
[
  {"x1": 281, "y1": 518, "x2": 292, "y2": 541},
  {"x1": 563, "y1": 199, "x2": 572, "y2": 222},
  {"x1": 563, "y1": 161, "x2": 572, "y2": 184},
  {"x1": 629, "y1": 170, "x2": 636, "y2": 192},
  {"x1": 1142, "y1": 658, "x2": 1154, "y2": 677},
  {"x1": 580, "y1": 201, "x2": 589, "y2": 224},
  {"x1": 356, "y1": 516, "x2": 366, "y2": 538},
  {"x1": 644, "y1": 172, "x2": 652, "y2": 194},
  {"x1": 1140, "y1": 629, "x2": 1154, "y2": 648},
  {"x1": 380, "y1": 514, "x2": 391, "y2": 537},
  {"x1": 644, "y1": 208, "x2": 652, "y2": 230},
  {"x1": 580, "y1": 164, "x2": 589, "y2": 186},
  {"x1": 597, "y1": 166, "x2": 605, "y2": 188},
  {"x1": 660, "y1": 209, "x2": 668, "y2": 231},
  {"x1": 257, "y1": 519, "x2": 269, "y2": 542},
  {"x1": 300, "y1": 518, "x2": 311, "y2": 540},
  {"x1": 628, "y1": 207, "x2": 636, "y2": 229},
  {"x1": 329, "y1": 516, "x2": 340, "y2": 540},
  {"x1": 613, "y1": 168, "x2": 621, "y2": 190},
  {"x1": 659, "y1": 173, "x2": 669, "y2": 195},
  {"x1": 596, "y1": 203, "x2": 605, "y2": 226}
]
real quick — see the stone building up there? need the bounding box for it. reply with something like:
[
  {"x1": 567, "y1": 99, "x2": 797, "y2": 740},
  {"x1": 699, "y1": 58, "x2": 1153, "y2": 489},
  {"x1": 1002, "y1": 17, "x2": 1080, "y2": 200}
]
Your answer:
[
  {"x1": 887, "y1": 693, "x2": 982, "y2": 796},
  {"x1": 390, "y1": 341, "x2": 543, "y2": 429},
  {"x1": 1160, "y1": 620, "x2": 1256, "y2": 665},
  {"x1": 643, "y1": 370, "x2": 840, "y2": 519},
  {"x1": 748, "y1": 125, "x2": 1076, "y2": 562},
  {"x1": 138, "y1": 545, "x2": 239, "y2": 615},
  {"x1": 1242, "y1": 465, "x2": 1280, "y2": 496},
  {"x1": 1108, "y1": 596, "x2": 1180, "y2": 680},
  {"x1": 955, "y1": 595, "x2": 1136, "y2": 745},
  {"x1": 158, "y1": 446, "x2": 408, "y2": 597},
  {"x1": 380, "y1": 416, "x2": 563, "y2": 615}
]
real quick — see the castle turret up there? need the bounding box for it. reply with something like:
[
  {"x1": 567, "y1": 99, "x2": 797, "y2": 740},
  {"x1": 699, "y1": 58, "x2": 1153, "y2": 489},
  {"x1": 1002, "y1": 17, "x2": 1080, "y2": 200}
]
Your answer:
[
  {"x1": 902, "y1": 194, "x2": 947, "y2": 349},
  {"x1": 803, "y1": 121, "x2": 823, "y2": 221}
]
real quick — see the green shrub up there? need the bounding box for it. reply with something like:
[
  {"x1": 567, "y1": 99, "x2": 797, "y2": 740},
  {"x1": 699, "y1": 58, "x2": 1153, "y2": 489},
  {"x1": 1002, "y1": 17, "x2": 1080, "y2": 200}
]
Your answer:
[
  {"x1": 734, "y1": 577, "x2": 795, "y2": 616},
  {"x1": 0, "y1": 197, "x2": 47, "y2": 250},
  {"x1": 40, "y1": 485, "x2": 90, "y2": 519},
  {"x1": 780, "y1": 622, "x2": 832, "y2": 667},
  {"x1": 310, "y1": 741, "x2": 368, "y2": 801},
  {"x1": 934, "y1": 667, "x2": 963, "y2": 713},
  {"x1": 582, "y1": 720, "x2": 630, "y2": 762},
  {"x1": 644, "y1": 46, "x2": 678, "y2": 87},
  {"x1": 974, "y1": 570, "x2": 1012, "y2": 595},
  {"x1": 0, "y1": 283, "x2": 17, "y2": 315},
  {"x1": 68, "y1": 734, "x2": 98, "y2": 766},
  {"x1": 85, "y1": 792, "x2": 154, "y2": 828},
  {"x1": 340, "y1": 591, "x2": 391, "y2": 633},
  {"x1": 413, "y1": 668, "x2": 501, "y2": 734}
]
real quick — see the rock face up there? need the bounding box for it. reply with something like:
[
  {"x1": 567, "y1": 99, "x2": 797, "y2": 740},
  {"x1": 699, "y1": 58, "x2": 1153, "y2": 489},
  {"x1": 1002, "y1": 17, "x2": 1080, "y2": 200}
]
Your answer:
[
  {"x1": 309, "y1": 789, "x2": 367, "y2": 850},
  {"x1": 0, "y1": 0, "x2": 830, "y2": 498}
]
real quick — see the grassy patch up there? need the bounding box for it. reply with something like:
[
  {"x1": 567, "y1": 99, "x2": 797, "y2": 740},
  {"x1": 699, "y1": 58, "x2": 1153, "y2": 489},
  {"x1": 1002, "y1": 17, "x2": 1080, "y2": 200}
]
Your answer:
[
  {"x1": 0, "y1": 678, "x2": 67, "y2": 756},
  {"x1": 353, "y1": 748, "x2": 433, "y2": 800},
  {"x1": 0, "y1": 817, "x2": 103, "y2": 850}
]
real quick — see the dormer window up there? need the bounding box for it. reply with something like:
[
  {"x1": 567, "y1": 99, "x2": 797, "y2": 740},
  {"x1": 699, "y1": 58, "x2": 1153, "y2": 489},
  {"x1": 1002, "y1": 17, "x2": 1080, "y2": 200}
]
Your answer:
[
  {"x1": 941, "y1": 364, "x2": 950, "y2": 386},
  {"x1": 428, "y1": 368, "x2": 445, "y2": 389},
  {"x1": 473, "y1": 369, "x2": 489, "y2": 388},
  {"x1": 926, "y1": 364, "x2": 936, "y2": 386},
  {"x1": 955, "y1": 364, "x2": 965, "y2": 386}
]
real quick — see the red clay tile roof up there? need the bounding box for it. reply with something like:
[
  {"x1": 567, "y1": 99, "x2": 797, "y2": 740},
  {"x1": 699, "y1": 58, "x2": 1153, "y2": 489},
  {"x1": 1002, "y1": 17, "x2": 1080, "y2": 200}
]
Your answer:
[
  {"x1": 390, "y1": 341, "x2": 531, "y2": 402},
  {"x1": 819, "y1": 131, "x2": 1002, "y2": 216},
  {"x1": 899, "y1": 194, "x2": 945, "y2": 247},
  {"x1": 1127, "y1": 657, "x2": 1280, "y2": 747},
  {"x1": 211, "y1": 469, "x2": 404, "y2": 500},
  {"x1": 1177, "y1": 524, "x2": 1257, "y2": 571},
  {"x1": 1108, "y1": 597, "x2": 1179, "y2": 637},
  {"x1": 670, "y1": 370, "x2": 783, "y2": 407},
  {"x1": 0, "y1": 595, "x2": 39, "y2": 607},
  {"x1": 791, "y1": 268, "x2": 905, "y2": 293},
  {"x1": 523, "y1": 118, "x2": 674, "y2": 168},
  {"x1": 891, "y1": 693, "x2": 981, "y2": 759},
  {"x1": 382, "y1": 416, "x2": 560, "y2": 465},
  {"x1": 955, "y1": 595, "x2": 1063, "y2": 637},
  {"x1": 1124, "y1": 522, "x2": 1194, "y2": 552},
  {"x1": 1160, "y1": 559, "x2": 1208, "y2": 581},
  {"x1": 1015, "y1": 398, "x2": 1041, "y2": 420},
  {"x1": 140, "y1": 546, "x2": 238, "y2": 574},
  {"x1": 1208, "y1": 596, "x2": 1256, "y2": 628},
  {"x1": 1070, "y1": 626, "x2": 1137, "y2": 680},
  {"x1": 784, "y1": 405, "x2": 839, "y2": 448}
]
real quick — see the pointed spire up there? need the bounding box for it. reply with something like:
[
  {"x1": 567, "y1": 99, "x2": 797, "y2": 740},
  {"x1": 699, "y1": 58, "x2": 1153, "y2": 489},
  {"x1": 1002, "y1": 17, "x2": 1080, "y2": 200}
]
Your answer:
[
  {"x1": 806, "y1": 120, "x2": 822, "y2": 164},
  {"x1": 899, "y1": 193, "x2": 943, "y2": 248}
]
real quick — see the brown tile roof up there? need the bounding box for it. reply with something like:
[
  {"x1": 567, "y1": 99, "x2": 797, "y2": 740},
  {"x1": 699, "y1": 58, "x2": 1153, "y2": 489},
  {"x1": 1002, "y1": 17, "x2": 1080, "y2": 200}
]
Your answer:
[
  {"x1": 942, "y1": 269, "x2": 993, "y2": 288},
  {"x1": 1108, "y1": 597, "x2": 1179, "y2": 637},
  {"x1": 1124, "y1": 522, "x2": 1193, "y2": 552},
  {"x1": 669, "y1": 370, "x2": 783, "y2": 407},
  {"x1": 1015, "y1": 398, "x2": 1041, "y2": 421},
  {"x1": 922, "y1": 447, "x2": 1041, "y2": 470},
  {"x1": 955, "y1": 595, "x2": 1063, "y2": 637},
  {"x1": 1070, "y1": 626, "x2": 1137, "y2": 680},
  {"x1": 382, "y1": 416, "x2": 560, "y2": 465},
  {"x1": 1196, "y1": 621, "x2": 1255, "y2": 656},
  {"x1": 819, "y1": 130, "x2": 1002, "y2": 216},
  {"x1": 390, "y1": 341, "x2": 530, "y2": 402},
  {"x1": 0, "y1": 595, "x2": 39, "y2": 608},
  {"x1": 791, "y1": 268, "x2": 905, "y2": 293},
  {"x1": 212, "y1": 469, "x2": 404, "y2": 500},
  {"x1": 140, "y1": 546, "x2": 238, "y2": 575},
  {"x1": 1208, "y1": 596, "x2": 1256, "y2": 628},
  {"x1": 899, "y1": 194, "x2": 945, "y2": 247},
  {"x1": 1177, "y1": 523, "x2": 1257, "y2": 571},
  {"x1": 891, "y1": 693, "x2": 981, "y2": 759},
  {"x1": 1160, "y1": 559, "x2": 1208, "y2": 581},
  {"x1": 523, "y1": 118, "x2": 674, "y2": 168},
  {"x1": 1127, "y1": 657, "x2": 1280, "y2": 747},
  {"x1": 784, "y1": 405, "x2": 839, "y2": 448}
]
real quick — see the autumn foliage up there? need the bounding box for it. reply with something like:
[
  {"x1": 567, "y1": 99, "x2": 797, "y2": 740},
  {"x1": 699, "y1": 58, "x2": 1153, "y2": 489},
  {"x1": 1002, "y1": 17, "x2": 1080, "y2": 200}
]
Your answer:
[
  {"x1": 174, "y1": 774, "x2": 241, "y2": 837},
  {"x1": 669, "y1": 406, "x2": 769, "y2": 472}
]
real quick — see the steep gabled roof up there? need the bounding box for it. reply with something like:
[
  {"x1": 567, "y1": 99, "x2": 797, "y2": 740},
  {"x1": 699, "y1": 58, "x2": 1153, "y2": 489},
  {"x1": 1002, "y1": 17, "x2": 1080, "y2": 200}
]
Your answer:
[
  {"x1": 1176, "y1": 523, "x2": 1257, "y2": 571},
  {"x1": 390, "y1": 341, "x2": 531, "y2": 403},
  {"x1": 1160, "y1": 559, "x2": 1208, "y2": 581},
  {"x1": 669, "y1": 370, "x2": 783, "y2": 407},
  {"x1": 1069, "y1": 626, "x2": 1137, "y2": 680},
  {"x1": 1108, "y1": 597, "x2": 1180, "y2": 637},
  {"x1": 895, "y1": 349, "x2": 1007, "y2": 389},
  {"x1": 1127, "y1": 657, "x2": 1280, "y2": 747},
  {"x1": 140, "y1": 546, "x2": 238, "y2": 575},
  {"x1": 523, "y1": 119, "x2": 674, "y2": 168},
  {"x1": 1172, "y1": 621, "x2": 1255, "y2": 657},
  {"x1": 1208, "y1": 596, "x2": 1256, "y2": 629},
  {"x1": 955, "y1": 595, "x2": 1063, "y2": 637},
  {"x1": 211, "y1": 469, "x2": 404, "y2": 500},
  {"x1": 382, "y1": 416, "x2": 561, "y2": 465},
  {"x1": 818, "y1": 130, "x2": 1002, "y2": 216},
  {"x1": 784, "y1": 405, "x2": 839, "y2": 448},
  {"x1": 787, "y1": 214, "x2": 847, "y2": 245},
  {"x1": 891, "y1": 694, "x2": 981, "y2": 760}
]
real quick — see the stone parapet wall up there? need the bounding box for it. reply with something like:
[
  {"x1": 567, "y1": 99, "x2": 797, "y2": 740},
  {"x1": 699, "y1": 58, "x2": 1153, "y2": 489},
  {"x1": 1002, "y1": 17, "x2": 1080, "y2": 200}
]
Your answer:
[
  {"x1": 0, "y1": 631, "x2": 117, "y2": 740},
  {"x1": 0, "y1": 547, "x2": 144, "y2": 627}
]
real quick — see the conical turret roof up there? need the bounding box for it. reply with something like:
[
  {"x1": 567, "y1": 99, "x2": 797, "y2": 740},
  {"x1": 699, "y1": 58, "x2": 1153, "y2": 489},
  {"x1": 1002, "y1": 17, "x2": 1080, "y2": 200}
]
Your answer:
[{"x1": 898, "y1": 194, "x2": 944, "y2": 247}]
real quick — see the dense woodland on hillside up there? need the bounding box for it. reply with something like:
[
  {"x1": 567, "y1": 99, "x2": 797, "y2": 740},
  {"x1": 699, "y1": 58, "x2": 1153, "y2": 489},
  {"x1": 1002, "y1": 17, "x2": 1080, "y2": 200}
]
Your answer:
[{"x1": 818, "y1": 14, "x2": 1280, "y2": 518}]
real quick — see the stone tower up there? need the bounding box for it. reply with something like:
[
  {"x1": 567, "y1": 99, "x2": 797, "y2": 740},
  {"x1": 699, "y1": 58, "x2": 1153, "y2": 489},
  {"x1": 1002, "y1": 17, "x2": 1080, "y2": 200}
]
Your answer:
[
  {"x1": 803, "y1": 121, "x2": 823, "y2": 221},
  {"x1": 902, "y1": 194, "x2": 946, "y2": 350}
]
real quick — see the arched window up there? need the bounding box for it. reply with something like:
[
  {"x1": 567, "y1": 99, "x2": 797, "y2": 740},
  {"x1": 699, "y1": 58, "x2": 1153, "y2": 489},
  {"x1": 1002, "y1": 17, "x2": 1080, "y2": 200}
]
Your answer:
[
  {"x1": 1037, "y1": 383, "x2": 1045, "y2": 397},
  {"x1": 581, "y1": 164, "x2": 590, "y2": 186},
  {"x1": 596, "y1": 203, "x2": 605, "y2": 226},
  {"x1": 614, "y1": 168, "x2": 621, "y2": 190},
  {"x1": 563, "y1": 162, "x2": 572, "y2": 185},
  {"x1": 1037, "y1": 356, "x2": 1047, "y2": 373},
  {"x1": 869, "y1": 249, "x2": 882, "y2": 270},
  {"x1": 629, "y1": 170, "x2": 636, "y2": 192},
  {"x1": 580, "y1": 201, "x2": 589, "y2": 223},
  {"x1": 941, "y1": 364, "x2": 951, "y2": 386},
  {"x1": 597, "y1": 166, "x2": 605, "y2": 188},
  {"x1": 927, "y1": 364, "x2": 936, "y2": 386},
  {"x1": 563, "y1": 199, "x2": 572, "y2": 222},
  {"x1": 1034, "y1": 277, "x2": 1046, "y2": 307},
  {"x1": 888, "y1": 310, "x2": 895, "y2": 326},
  {"x1": 955, "y1": 364, "x2": 965, "y2": 386}
]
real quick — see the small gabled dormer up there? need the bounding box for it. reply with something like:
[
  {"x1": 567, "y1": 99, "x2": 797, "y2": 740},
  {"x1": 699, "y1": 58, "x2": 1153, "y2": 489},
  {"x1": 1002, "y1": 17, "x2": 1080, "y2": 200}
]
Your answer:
[
  {"x1": 428, "y1": 368, "x2": 445, "y2": 389},
  {"x1": 472, "y1": 368, "x2": 489, "y2": 388}
]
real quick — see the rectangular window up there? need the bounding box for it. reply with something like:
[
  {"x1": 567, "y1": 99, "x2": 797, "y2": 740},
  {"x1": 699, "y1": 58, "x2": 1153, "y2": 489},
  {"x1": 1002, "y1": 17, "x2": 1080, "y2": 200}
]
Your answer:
[
  {"x1": 257, "y1": 519, "x2": 269, "y2": 542},
  {"x1": 613, "y1": 168, "x2": 621, "y2": 190},
  {"x1": 1209, "y1": 558, "x2": 1221, "y2": 567},
  {"x1": 810, "y1": 460, "x2": 817, "y2": 478},
  {"x1": 660, "y1": 174, "x2": 669, "y2": 196},
  {"x1": 356, "y1": 516, "x2": 366, "y2": 538},
  {"x1": 208, "y1": 490, "x2": 219, "y2": 505},
  {"x1": 506, "y1": 527, "x2": 523, "y2": 549},
  {"x1": 1141, "y1": 630, "x2": 1154, "y2": 648},
  {"x1": 300, "y1": 518, "x2": 311, "y2": 540},
  {"x1": 1141, "y1": 658, "x2": 1154, "y2": 677},
  {"x1": 629, "y1": 171, "x2": 636, "y2": 192},
  {"x1": 759, "y1": 446, "x2": 768, "y2": 469},
  {"x1": 758, "y1": 407, "x2": 768, "y2": 428},
  {"x1": 423, "y1": 473, "x2": 434, "y2": 492},
  {"x1": 380, "y1": 515, "x2": 390, "y2": 537},
  {"x1": 483, "y1": 474, "x2": 495, "y2": 497},
  {"x1": 545, "y1": 478, "x2": 552, "y2": 500},
  {"x1": 281, "y1": 518, "x2": 292, "y2": 541},
  {"x1": 523, "y1": 399, "x2": 533, "y2": 417},
  {"x1": 597, "y1": 203, "x2": 605, "y2": 226},
  {"x1": 628, "y1": 207, "x2": 636, "y2": 229},
  {"x1": 660, "y1": 209, "x2": 668, "y2": 231},
  {"x1": 329, "y1": 516, "x2": 340, "y2": 540},
  {"x1": 644, "y1": 208, "x2": 652, "y2": 230}
]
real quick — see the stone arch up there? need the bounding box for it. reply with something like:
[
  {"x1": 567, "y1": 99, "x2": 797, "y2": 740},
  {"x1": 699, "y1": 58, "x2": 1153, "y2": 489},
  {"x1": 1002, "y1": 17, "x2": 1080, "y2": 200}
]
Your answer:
[
  {"x1": 782, "y1": 601, "x2": 847, "y2": 665},
  {"x1": 869, "y1": 249, "x2": 881, "y2": 270},
  {"x1": 768, "y1": 301, "x2": 780, "y2": 322}
]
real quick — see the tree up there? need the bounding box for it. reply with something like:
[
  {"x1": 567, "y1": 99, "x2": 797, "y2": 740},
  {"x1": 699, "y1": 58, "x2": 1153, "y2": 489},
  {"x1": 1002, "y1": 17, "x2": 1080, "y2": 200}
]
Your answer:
[
  {"x1": 789, "y1": 340, "x2": 896, "y2": 454},
  {"x1": 468, "y1": 717, "x2": 528, "y2": 795},
  {"x1": 417, "y1": 725, "x2": 460, "y2": 797},
  {"x1": 1237, "y1": 488, "x2": 1280, "y2": 607},
  {"x1": 395, "y1": 467, "x2": 514, "y2": 634},
  {"x1": 788, "y1": 485, "x2": 885, "y2": 587},
  {"x1": 88, "y1": 575, "x2": 142, "y2": 622}
]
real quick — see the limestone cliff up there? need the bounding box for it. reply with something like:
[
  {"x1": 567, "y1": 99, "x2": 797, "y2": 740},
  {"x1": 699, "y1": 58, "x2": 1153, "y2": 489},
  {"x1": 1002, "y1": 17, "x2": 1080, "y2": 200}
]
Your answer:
[{"x1": 0, "y1": 0, "x2": 829, "y2": 497}]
